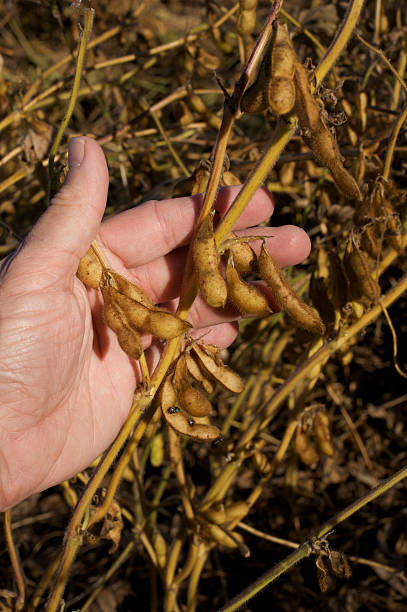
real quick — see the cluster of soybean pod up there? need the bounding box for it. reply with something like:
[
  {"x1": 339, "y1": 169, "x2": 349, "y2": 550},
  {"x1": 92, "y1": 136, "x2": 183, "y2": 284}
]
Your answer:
[{"x1": 73, "y1": 15, "x2": 377, "y2": 444}]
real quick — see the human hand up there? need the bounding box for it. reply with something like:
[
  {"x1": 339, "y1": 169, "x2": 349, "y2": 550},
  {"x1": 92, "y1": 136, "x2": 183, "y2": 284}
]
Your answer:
[{"x1": 0, "y1": 137, "x2": 310, "y2": 510}]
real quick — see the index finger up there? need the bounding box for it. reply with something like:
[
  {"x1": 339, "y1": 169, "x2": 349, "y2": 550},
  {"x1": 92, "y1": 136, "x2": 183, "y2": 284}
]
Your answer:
[{"x1": 99, "y1": 185, "x2": 274, "y2": 268}]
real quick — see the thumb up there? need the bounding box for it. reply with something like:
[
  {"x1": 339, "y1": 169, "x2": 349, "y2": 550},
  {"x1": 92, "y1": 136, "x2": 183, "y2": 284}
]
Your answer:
[{"x1": 11, "y1": 137, "x2": 109, "y2": 285}]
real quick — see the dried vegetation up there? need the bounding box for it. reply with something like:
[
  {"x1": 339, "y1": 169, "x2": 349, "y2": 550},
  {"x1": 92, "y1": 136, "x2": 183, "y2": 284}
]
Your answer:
[{"x1": 0, "y1": 1, "x2": 407, "y2": 610}]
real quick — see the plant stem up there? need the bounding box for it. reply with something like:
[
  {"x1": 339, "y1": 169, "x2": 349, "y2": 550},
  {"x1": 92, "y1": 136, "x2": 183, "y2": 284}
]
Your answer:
[
  {"x1": 214, "y1": 117, "x2": 297, "y2": 245},
  {"x1": 48, "y1": 7, "x2": 94, "y2": 200},
  {"x1": 4, "y1": 510, "x2": 25, "y2": 611},
  {"x1": 219, "y1": 464, "x2": 407, "y2": 611}
]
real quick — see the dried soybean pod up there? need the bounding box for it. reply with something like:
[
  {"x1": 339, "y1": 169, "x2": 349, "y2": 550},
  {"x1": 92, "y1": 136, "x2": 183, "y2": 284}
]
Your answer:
[
  {"x1": 343, "y1": 240, "x2": 380, "y2": 306},
  {"x1": 201, "y1": 522, "x2": 245, "y2": 550},
  {"x1": 268, "y1": 22, "x2": 296, "y2": 116},
  {"x1": 150, "y1": 432, "x2": 164, "y2": 467},
  {"x1": 160, "y1": 375, "x2": 179, "y2": 414},
  {"x1": 226, "y1": 256, "x2": 271, "y2": 316},
  {"x1": 258, "y1": 244, "x2": 325, "y2": 335},
  {"x1": 111, "y1": 288, "x2": 191, "y2": 339},
  {"x1": 164, "y1": 407, "x2": 221, "y2": 441},
  {"x1": 220, "y1": 232, "x2": 257, "y2": 276},
  {"x1": 174, "y1": 355, "x2": 214, "y2": 417},
  {"x1": 101, "y1": 287, "x2": 143, "y2": 360},
  {"x1": 222, "y1": 170, "x2": 241, "y2": 187},
  {"x1": 237, "y1": 0, "x2": 258, "y2": 37},
  {"x1": 193, "y1": 211, "x2": 228, "y2": 308},
  {"x1": 160, "y1": 375, "x2": 221, "y2": 441},
  {"x1": 108, "y1": 270, "x2": 155, "y2": 309},
  {"x1": 293, "y1": 60, "x2": 361, "y2": 200},
  {"x1": 295, "y1": 424, "x2": 319, "y2": 467},
  {"x1": 152, "y1": 529, "x2": 167, "y2": 570},
  {"x1": 241, "y1": 51, "x2": 268, "y2": 113},
  {"x1": 313, "y1": 411, "x2": 334, "y2": 457},
  {"x1": 77, "y1": 246, "x2": 102, "y2": 288},
  {"x1": 185, "y1": 353, "x2": 214, "y2": 394},
  {"x1": 223, "y1": 501, "x2": 250, "y2": 523},
  {"x1": 178, "y1": 386, "x2": 214, "y2": 418},
  {"x1": 191, "y1": 344, "x2": 245, "y2": 394},
  {"x1": 201, "y1": 506, "x2": 227, "y2": 525}
]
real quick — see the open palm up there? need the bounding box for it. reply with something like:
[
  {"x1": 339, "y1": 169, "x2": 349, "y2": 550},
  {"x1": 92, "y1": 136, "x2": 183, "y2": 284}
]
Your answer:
[{"x1": 0, "y1": 137, "x2": 310, "y2": 510}]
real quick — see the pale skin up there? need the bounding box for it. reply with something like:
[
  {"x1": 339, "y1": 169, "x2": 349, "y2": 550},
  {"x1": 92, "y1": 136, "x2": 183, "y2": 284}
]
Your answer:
[{"x1": 0, "y1": 137, "x2": 311, "y2": 510}]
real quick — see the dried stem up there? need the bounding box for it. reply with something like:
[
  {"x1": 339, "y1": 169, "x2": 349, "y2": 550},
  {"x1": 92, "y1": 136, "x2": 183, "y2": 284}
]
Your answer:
[
  {"x1": 220, "y1": 464, "x2": 407, "y2": 611},
  {"x1": 48, "y1": 7, "x2": 94, "y2": 199},
  {"x1": 4, "y1": 510, "x2": 25, "y2": 611}
]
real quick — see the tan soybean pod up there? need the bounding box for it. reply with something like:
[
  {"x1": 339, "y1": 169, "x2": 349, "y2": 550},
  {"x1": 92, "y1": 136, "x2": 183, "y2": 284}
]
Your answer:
[
  {"x1": 110, "y1": 287, "x2": 191, "y2": 340},
  {"x1": 237, "y1": 0, "x2": 258, "y2": 37},
  {"x1": 178, "y1": 386, "x2": 214, "y2": 418},
  {"x1": 343, "y1": 240, "x2": 380, "y2": 305},
  {"x1": 174, "y1": 355, "x2": 214, "y2": 417},
  {"x1": 193, "y1": 211, "x2": 228, "y2": 308},
  {"x1": 160, "y1": 374, "x2": 179, "y2": 413},
  {"x1": 223, "y1": 501, "x2": 250, "y2": 523},
  {"x1": 313, "y1": 411, "x2": 334, "y2": 457},
  {"x1": 107, "y1": 269, "x2": 156, "y2": 309},
  {"x1": 258, "y1": 244, "x2": 325, "y2": 335},
  {"x1": 201, "y1": 522, "x2": 243, "y2": 549},
  {"x1": 150, "y1": 432, "x2": 164, "y2": 467},
  {"x1": 293, "y1": 59, "x2": 361, "y2": 200},
  {"x1": 77, "y1": 246, "x2": 103, "y2": 288},
  {"x1": 241, "y1": 53, "x2": 268, "y2": 113},
  {"x1": 268, "y1": 22, "x2": 296, "y2": 115},
  {"x1": 160, "y1": 376, "x2": 221, "y2": 441},
  {"x1": 295, "y1": 425, "x2": 319, "y2": 467},
  {"x1": 225, "y1": 256, "x2": 271, "y2": 316},
  {"x1": 102, "y1": 287, "x2": 143, "y2": 360},
  {"x1": 220, "y1": 233, "x2": 257, "y2": 276},
  {"x1": 164, "y1": 407, "x2": 221, "y2": 441},
  {"x1": 191, "y1": 344, "x2": 245, "y2": 394},
  {"x1": 185, "y1": 353, "x2": 214, "y2": 394}
]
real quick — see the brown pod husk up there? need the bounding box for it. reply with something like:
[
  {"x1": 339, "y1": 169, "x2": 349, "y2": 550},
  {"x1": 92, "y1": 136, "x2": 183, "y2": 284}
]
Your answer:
[
  {"x1": 185, "y1": 353, "x2": 214, "y2": 394},
  {"x1": 77, "y1": 246, "x2": 103, "y2": 289},
  {"x1": 102, "y1": 287, "x2": 143, "y2": 360},
  {"x1": 241, "y1": 51, "x2": 268, "y2": 113},
  {"x1": 174, "y1": 355, "x2": 214, "y2": 417},
  {"x1": 200, "y1": 506, "x2": 227, "y2": 525},
  {"x1": 258, "y1": 244, "x2": 325, "y2": 335},
  {"x1": 293, "y1": 59, "x2": 361, "y2": 200},
  {"x1": 200, "y1": 522, "x2": 243, "y2": 549},
  {"x1": 165, "y1": 409, "x2": 221, "y2": 441},
  {"x1": 110, "y1": 287, "x2": 192, "y2": 340},
  {"x1": 152, "y1": 529, "x2": 167, "y2": 570},
  {"x1": 106, "y1": 269, "x2": 156, "y2": 309},
  {"x1": 313, "y1": 410, "x2": 334, "y2": 457},
  {"x1": 295, "y1": 425, "x2": 319, "y2": 467},
  {"x1": 221, "y1": 233, "x2": 257, "y2": 276},
  {"x1": 225, "y1": 256, "x2": 271, "y2": 316},
  {"x1": 237, "y1": 0, "x2": 258, "y2": 37},
  {"x1": 150, "y1": 432, "x2": 164, "y2": 467},
  {"x1": 160, "y1": 376, "x2": 221, "y2": 442},
  {"x1": 193, "y1": 211, "x2": 228, "y2": 308},
  {"x1": 343, "y1": 240, "x2": 380, "y2": 306},
  {"x1": 267, "y1": 22, "x2": 296, "y2": 115},
  {"x1": 178, "y1": 386, "x2": 214, "y2": 418},
  {"x1": 223, "y1": 501, "x2": 250, "y2": 523},
  {"x1": 191, "y1": 343, "x2": 245, "y2": 394}
]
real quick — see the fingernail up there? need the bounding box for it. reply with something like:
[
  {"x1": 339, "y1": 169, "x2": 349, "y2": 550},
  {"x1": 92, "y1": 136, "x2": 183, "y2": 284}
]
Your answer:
[{"x1": 68, "y1": 137, "x2": 85, "y2": 168}]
